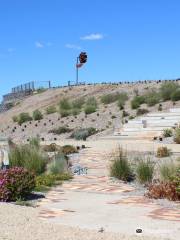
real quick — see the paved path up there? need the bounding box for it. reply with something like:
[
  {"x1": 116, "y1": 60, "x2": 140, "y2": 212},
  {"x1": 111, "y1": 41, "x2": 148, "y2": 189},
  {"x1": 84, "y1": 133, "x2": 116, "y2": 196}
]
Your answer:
[{"x1": 38, "y1": 141, "x2": 180, "y2": 240}]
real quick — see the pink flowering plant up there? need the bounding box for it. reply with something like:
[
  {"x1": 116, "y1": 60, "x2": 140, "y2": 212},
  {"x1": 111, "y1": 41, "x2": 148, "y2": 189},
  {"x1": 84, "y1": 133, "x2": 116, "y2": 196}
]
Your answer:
[{"x1": 0, "y1": 167, "x2": 35, "y2": 202}]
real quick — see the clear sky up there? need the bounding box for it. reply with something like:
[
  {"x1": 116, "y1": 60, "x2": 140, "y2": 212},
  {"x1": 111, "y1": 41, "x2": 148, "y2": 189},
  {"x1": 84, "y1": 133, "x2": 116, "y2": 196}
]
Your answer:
[{"x1": 0, "y1": 0, "x2": 180, "y2": 99}]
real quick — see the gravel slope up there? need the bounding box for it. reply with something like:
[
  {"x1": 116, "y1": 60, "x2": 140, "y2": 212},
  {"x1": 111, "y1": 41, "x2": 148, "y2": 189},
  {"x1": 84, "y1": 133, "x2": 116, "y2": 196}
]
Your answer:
[{"x1": 0, "y1": 203, "x2": 166, "y2": 240}]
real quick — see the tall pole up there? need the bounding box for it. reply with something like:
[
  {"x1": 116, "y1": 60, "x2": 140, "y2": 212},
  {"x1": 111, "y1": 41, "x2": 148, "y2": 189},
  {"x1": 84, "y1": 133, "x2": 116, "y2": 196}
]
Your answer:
[{"x1": 76, "y1": 57, "x2": 79, "y2": 85}]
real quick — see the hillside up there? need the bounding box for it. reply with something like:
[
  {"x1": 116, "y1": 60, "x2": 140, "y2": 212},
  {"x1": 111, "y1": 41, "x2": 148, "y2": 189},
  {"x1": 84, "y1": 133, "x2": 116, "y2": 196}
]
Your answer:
[{"x1": 1, "y1": 81, "x2": 180, "y2": 142}]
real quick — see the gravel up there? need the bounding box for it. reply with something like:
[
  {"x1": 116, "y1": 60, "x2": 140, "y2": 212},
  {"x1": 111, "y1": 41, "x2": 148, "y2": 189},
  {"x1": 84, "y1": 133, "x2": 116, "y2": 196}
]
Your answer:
[{"x1": 0, "y1": 203, "x2": 165, "y2": 240}]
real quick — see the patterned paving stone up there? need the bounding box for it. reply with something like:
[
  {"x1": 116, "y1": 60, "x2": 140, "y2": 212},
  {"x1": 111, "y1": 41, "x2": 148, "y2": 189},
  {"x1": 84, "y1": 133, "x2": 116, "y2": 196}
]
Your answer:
[
  {"x1": 39, "y1": 208, "x2": 75, "y2": 219},
  {"x1": 62, "y1": 182, "x2": 134, "y2": 193},
  {"x1": 148, "y1": 208, "x2": 180, "y2": 222},
  {"x1": 107, "y1": 196, "x2": 154, "y2": 206}
]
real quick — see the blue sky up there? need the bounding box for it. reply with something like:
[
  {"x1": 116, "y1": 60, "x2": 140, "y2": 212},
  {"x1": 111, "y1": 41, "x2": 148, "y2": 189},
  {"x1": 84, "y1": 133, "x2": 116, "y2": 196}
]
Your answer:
[{"x1": 0, "y1": 0, "x2": 180, "y2": 99}]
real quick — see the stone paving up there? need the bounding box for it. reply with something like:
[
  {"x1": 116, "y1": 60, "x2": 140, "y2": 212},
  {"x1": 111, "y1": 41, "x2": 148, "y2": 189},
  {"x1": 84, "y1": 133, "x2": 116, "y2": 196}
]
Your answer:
[{"x1": 38, "y1": 146, "x2": 180, "y2": 239}]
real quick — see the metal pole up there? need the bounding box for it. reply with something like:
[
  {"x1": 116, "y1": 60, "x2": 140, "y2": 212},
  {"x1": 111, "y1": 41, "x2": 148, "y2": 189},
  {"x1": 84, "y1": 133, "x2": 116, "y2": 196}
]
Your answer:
[{"x1": 76, "y1": 57, "x2": 79, "y2": 85}]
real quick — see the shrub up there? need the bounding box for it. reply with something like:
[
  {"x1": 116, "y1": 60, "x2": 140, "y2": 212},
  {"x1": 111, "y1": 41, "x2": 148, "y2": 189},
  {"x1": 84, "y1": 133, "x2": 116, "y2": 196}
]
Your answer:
[
  {"x1": 35, "y1": 174, "x2": 58, "y2": 188},
  {"x1": 33, "y1": 110, "x2": 43, "y2": 121},
  {"x1": 71, "y1": 128, "x2": 97, "y2": 140},
  {"x1": 158, "y1": 104, "x2": 162, "y2": 111},
  {"x1": 122, "y1": 110, "x2": 129, "y2": 117},
  {"x1": 163, "y1": 128, "x2": 173, "y2": 138},
  {"x1": 118, "y1": 99, "x2": 125, "y2": 110},
  {"x1": 48, "y1": 153, "x2": 67, "y2": 175},
  {"x1": 35, "y1": 173, "x2": 72, "y2": 191},
  {"x1": 172, "y1": 167, "x2": 180, "y2": 194},
  {"x1": 59, "y1": 98, "x2": 71, "y2": 110},
  {"x1": 136, "y1": 108, "x2": 149, "y2": 116},
  {"x1": 72, "y1": 98, "x2": 85, "y2": 109},
  {"x1": 147, "y1": 181, "x2": 180, "y2": 201},
  {"x1": 174, "y1": 127, "x2": 180, "y2": 144},
  {"x1": 171, "y1": 89, "x2": 180, "y2": 101},
  {"x1": 110, "y1": 148, "x2": 133, "y2": 182},
  {"x1": 136, "y1": 159, "x2": 154, "y2": 184},
  {"x1": 46, "y1": 106, "x2": 57, "y2": 114},
  {"x1": 131, "y1": 96, "x2": 145, "y2": 109},
  {"x1": 156, "y1": 146, "x2": 171, "y2": 158},
  {"x1": 145, "y1": 91, "x2": 160, "y2": 106},
  {"x1": 84, "y1": 105, "x2": 97, "y2": 114},
  {"x1": 86, "y1": 97, "x2": 97, "y2": 108},
  {"x1": 12, "y1": 115, "x2": 18, "y2": 123},
  {"x1": 0, "y1": 167, "x2": 35, "y2": 202},
  {"x1": 160, "y1": 82, "x2": 179, "y2": 101},
  {"x1": 101, "y1": 92, "x2": 128, "y2": 105},
  {"x1": 43, "y1": 143, "x2": 60, "y2": 152},
  {"x1": 36, "y1": 88, "x2": 46, "y2": 94},
  {"x1": 72, "y1": 108, "x2": 81, "y2": 116},
  {"x1": 49, "y1": 126, "x2": 72, "y2": 135},
  {"x1": 9, "y1": 144, "x2": 48, "y2": 175},
  {"x1": 18, "y1": 112, "x2": 32, "y2": 125},
  {"x1": 160, "y1": 162, "x2": 178, "y2": 181},
  {"x1": 61, "y1": 145, "x2": 78, "y2": 155},
  {"x1": 29, "y1": 137, "x2": 40, "y2": 149},
  {"x1": 60, "y1": 109, "x2": 71, "y2": 117}
]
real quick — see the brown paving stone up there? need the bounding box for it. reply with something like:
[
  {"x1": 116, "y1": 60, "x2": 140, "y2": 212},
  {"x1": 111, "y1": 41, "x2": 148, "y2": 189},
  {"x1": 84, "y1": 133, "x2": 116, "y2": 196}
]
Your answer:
[{"x1": 148, "y1": 208, "x2": 180, "y2": 222}]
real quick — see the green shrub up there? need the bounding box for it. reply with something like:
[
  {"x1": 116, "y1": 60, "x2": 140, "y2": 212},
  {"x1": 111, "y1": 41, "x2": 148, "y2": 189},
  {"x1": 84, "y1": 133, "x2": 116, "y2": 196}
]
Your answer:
[
  {"x1": 129, "y1": 115, "x2": 135, "y2": 120},
  {"x1": 118, "y1": 99, "x2": 124, "y2": 110},
  {"x1": 160, "y1": 82, "x2": 179, "y2": 101},
  {"x1": 101, "y1": 93, "x2": 118, "y2": 104},
  {"x1": 12, "y1": 115, "x2": 18, "y2": 123},
  {"x1": 171, "y1": 89, "x2": 180, "y2": 101},
  {"x1": 174, "y1": 127, "x2": 180, "y2": 144},
  {"x1": 49, "y1": 153, "x2": 67, "y2": 175},
  {"x1": 46, "y1": 106, "x2": 57, "y2": 114},
  {"x1": 172, "y1": 167, "x2": 180, "y2": 194},
  {"x1": 59, "y1": 98, "x2": 71, "y2": 110},
  {"x1": 131, "y1": 96, "x2": 145, "y2": 109},
  {"x1": 72, "y1": 98, "x2": 85, "y2": 109},
  {"x1": 17, "y1": 112, "x2": 32, "y2": 125},
  {"x1": 72, "y1": 108, "x2": 81, "y2": 116},
  {"x1": 0, "y1": 167, "x2": 35, "y2": 202},
  {"x1": 145, "y1": 91, "x2": 160, "y2": 106},
  {"x1": 136, "y1": 159, "x2": 154, "y2": 184},
  {"x1": 160, "y1": 162, "x2": 178, "y2": 181},
  {"x1": 84, "y1": 105, "x2": 97, "y2": 114},
  {"x1": 110, "y1": 148, "x2": 133, "y2": 182},
  {"x1": 71, "y1": 128, "x2": 97, "y2": 140},
  {"x1": 35, "y1": 174, "x2": 57, "y2": 188},
  {"x1": 49, "y1": 126, "x2": 72, "y2": 135},
  {"x1": 163, "y1": 128, "x2": 173, "y2": 138},
  {"x1": 101, "y1": 92, "x2": 128, "y2": 105},
  {"x1": 86, "y1": 97, "x2": 97, "y2": 108},
  {"x1": 60, "y1": 109, "x2": 71, "y2": 117},
  {"x1": 136, "y1": 108, "x2": 149, "y2": 116},
  {"x1": 33, "y1": 109, "x2": 43, "y2": 121},
  {"x1": 29, "y1": 137, "x2": 40, "y2": 148},
  {"x1": 35, "y1": 173, "x2": 72, "y2": 192},
  {"x1": 61, "y1": 145, "x2": 78, "y2": 155},
  {"x1": 9, "y1": 144, "x2": 48, "y2": 175}
]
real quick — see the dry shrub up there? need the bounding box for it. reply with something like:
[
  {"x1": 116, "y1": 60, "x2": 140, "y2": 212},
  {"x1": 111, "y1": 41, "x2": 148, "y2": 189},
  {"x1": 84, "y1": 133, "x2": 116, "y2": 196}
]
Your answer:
[
  {"x1": 156, "y1": 146, "x2": 171, "y2": 158},
  {"x1": 147, "y1": 181, "x2": 180, "y2": 201}
]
